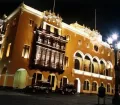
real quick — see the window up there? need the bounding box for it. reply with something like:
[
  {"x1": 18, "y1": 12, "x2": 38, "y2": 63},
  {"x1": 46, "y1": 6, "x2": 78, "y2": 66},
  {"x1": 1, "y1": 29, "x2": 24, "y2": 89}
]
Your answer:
[
  {"x1": 78, "y1": 40, "x2": 82, "y2": 45},
  {"x1": 6, "y1": 43, "x2": 11, "y2": 57},
  {"x1": 108, "y1": 52, "x2": 110, "y2": 56},
  {"x1": 94, "y1": 45, "x2": 99, "y2": 52},
  {"x1": 29, "y1": 19, "x2": 34, "y2": 26},
  {"x1": 106, "y1": 69, "x2": 111, "y2": 76},
  {"x1": 86, "y1": 43, "x2": 90, "y2": 48},
  {"x1": 46, "y1": 25, "x2": 50, "y2": 32},
  {"x1": 65, "y1": 56, "x2": 69, "y2": 67},
  {"x1": 83, "y1": 64, "x2": 87, "y2": 71},
  {"x1": 66, "y1": 35, "x2": 70, "y2": 41},
  {"x1": 91, "y1": 64, "x2": 94, "y2": 73},
  {"x1": 92, "y1": 82, "x2": 97, "y2": 91},
  {"x1": 22, "y1": 45, "x2": 30, "y2": 58},
  {"x1": 74, "y1": 59, "x2": 80, "y2": 70},
  {"x1": 89, "y1": 63, "x2": 94, "y2": 73},
  {"x1": 101, "y1": 49, "x2": 104, "y2": 54},
  {"x1": 83, "y1": 80, "x2": 89, "y2": 90},
  {"x1": 107, "y1": 84, "x2": 111, "y2": 93},
  {"x1": 54, "y1": 28, "x2": 59, "y2": 36},
  {"x1": 0, "y1": 45, "x2": 4, "y2": 59}
]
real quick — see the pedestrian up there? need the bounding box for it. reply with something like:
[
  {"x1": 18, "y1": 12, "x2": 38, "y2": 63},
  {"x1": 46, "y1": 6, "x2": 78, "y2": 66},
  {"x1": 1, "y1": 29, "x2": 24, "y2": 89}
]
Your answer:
[{"x1": 98, "y1": 83, "x2": 106, "y2": 105}]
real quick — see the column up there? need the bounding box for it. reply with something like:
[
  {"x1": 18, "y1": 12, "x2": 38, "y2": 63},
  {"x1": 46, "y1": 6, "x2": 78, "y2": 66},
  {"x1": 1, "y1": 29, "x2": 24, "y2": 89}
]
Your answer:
[
  {"x1": 60, "y1": 53, "x2": 64, "y2": 69},
  {"x1": 35, "y1": 45, "x2": 41, "y2": 64},
  {"x1": 41, "y1": 47, "x2": 46, "y2": 66},
  {"x1": 45, "y1": 49, "x2": 51, "y2": 66},
  {"x1": 51, "y1": 50, "x2": 55, "y2": 68},
  {"x1": 55, "y1": 51, "x2": 60, "y2": 68}
]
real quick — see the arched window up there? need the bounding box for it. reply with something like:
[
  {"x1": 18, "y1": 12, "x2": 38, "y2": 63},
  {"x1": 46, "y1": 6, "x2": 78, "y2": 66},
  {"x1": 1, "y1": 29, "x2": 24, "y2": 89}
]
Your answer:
[
  {"x1": 74, "y1": 59, "x2": 80, "y2": 70},
  {"x1": 93, "y1": 58, "x2": 99, "y2": 73},
  {"x1": 106, "y1": 69, "x2": 109, "y2": 76},
  {"x1": 84, "y1": 55, "x2": 91, "y2": 72},
  {"x1": 100, "y1": 60, "x2": 106, "y2": 75},
  {"x1": 75, "y1": 52, "x2": 82, "y2": 57},
  {"x1": 89, "y1": 63, "x2": 94, "y2": 72},
  {"x1": 83, "y1": 80, "x2": 89, "y2": 91},
  {"x1": 92, "y1": 82, "x2": 97, "y2": 91},
  {"x1": 107, "y1": 84, "x2": 111, "y2": 93},
  {"x1": 106, "y1": 69, "x2": 111, "y2": 76},
  {"x1": 92, "y1": 64, "x2": 94, "y2": 73}
]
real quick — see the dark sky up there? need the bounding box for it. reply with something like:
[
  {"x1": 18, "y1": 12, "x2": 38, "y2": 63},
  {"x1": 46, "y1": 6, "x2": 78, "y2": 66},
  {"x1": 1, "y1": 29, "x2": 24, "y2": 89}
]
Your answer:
[{"x1": 0, "y1": 0, "x2": 120, "y2": 41}]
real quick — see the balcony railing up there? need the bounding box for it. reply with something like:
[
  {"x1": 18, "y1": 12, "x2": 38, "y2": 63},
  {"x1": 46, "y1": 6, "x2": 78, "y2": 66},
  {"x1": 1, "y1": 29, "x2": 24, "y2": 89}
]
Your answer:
[
  {"x1": 36, "y1": 29, "x2": 67, "y2": 43},
  {"x1": 36, "y1": 41, "x2": 65, "y2": 52},
  {"x1": 73, "y1": 69, "x2": 113, "y2": 80}
]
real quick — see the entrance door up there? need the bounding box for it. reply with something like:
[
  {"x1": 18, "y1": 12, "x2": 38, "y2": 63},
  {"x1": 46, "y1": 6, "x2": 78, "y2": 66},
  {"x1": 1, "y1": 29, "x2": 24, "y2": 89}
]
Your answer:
[
  {"x1": 74, "y1": 78, "x2": 80, "y2": 93},
  {"x1": 48, "y1": 74, "x2": 56, "y2": 91},
  {"x1": 74, "y1": 79, "x2": 78, "y2": 89},
  {"x1": 63, "y1": 77, "x2": 67, "y2": 86},
  {"x1": 51, "y1": 76, "x2": 55, "y2": 87}
]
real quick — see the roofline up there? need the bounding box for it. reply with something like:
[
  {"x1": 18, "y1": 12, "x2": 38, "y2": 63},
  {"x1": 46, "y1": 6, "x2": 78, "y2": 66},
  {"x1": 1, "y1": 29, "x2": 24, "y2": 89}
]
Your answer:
[
  {"x1": 5, "y1": 3, "x2": 43, "y2": 22},
  {"x1": 4, "y1": 3, "x2": 110, "y2": 49}
]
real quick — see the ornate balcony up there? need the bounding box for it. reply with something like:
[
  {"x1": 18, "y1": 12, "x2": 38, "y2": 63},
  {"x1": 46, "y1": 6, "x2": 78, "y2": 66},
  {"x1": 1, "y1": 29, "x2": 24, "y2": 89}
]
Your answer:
[{"x1": 29, "y1": 27, "x2": 66, "y2": 74}]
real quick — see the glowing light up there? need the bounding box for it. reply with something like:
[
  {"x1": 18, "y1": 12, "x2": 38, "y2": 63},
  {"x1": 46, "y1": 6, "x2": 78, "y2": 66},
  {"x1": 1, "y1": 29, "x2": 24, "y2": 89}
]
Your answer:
[
  {"x1": 112, "y1": 33, "x2": 118, "y2": 41},
  {"x1": 116, "y1": 42, "x2": 120, "y2": 49},
  {"x1": 107, "y1": 37, "x2": 113, "y2": 44}
]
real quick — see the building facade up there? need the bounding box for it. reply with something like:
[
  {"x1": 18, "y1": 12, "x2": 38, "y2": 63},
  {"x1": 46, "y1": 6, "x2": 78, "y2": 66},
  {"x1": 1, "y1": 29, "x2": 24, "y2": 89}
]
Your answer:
[{"x1": 0, "y1": 3, "x2": 115, "y2": 95}]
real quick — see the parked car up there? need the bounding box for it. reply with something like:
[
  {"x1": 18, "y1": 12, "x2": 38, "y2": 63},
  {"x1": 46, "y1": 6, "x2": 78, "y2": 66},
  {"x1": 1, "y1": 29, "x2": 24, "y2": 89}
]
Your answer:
[
  {"x1": 59, "y1": 84, "x2": 76, "y2": 95},
  {"x1": 24, "y1": 81, "x2": 52, "y2": 94}
]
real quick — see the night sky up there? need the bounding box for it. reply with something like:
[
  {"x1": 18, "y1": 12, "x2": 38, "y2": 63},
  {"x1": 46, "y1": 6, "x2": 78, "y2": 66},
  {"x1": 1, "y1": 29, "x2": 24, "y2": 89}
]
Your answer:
[{"x1": 0, "y1": 0, "x2": 120, "y2": 41}]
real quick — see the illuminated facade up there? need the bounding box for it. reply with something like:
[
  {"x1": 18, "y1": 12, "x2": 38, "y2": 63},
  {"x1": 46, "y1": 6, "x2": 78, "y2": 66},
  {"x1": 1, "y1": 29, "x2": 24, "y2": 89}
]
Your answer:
[{"x1": 0, "y1": 3, "x2": 115, "y2": 95}]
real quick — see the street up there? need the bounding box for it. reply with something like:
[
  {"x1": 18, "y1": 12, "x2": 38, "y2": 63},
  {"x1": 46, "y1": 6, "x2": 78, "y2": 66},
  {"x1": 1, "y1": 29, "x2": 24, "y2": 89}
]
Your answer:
[{"x1": 0, "y1": 90, "x2": 113, "y2": 105}]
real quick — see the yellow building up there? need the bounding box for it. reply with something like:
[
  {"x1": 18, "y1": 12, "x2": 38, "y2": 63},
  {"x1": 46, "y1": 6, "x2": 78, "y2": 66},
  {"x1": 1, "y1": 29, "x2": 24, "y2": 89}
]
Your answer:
[{"x1": 0, "y1": 3, "x2": 115, "y2": 95}]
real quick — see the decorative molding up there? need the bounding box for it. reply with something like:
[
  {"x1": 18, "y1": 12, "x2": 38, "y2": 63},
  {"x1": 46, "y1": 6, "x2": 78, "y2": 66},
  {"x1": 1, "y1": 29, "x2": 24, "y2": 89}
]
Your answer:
[{"x1": 43, "y1": 11, "x2": 62, "y2": 26}]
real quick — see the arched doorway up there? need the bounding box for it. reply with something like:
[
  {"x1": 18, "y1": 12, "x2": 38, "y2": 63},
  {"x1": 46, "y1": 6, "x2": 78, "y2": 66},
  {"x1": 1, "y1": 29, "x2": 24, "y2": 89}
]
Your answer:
[
  {"x1": 31, "y1": 72, "x2": 43, "y2": 85},
  {"x1": 60, "y1": 76, "x2": 68, "y2": 88},
  {"x1": 13, "y1": 68, "x2": 28, "y2": 89},
  {"x1": 48, "y1": 73, "x2": 57, "y2": 90},
  {"x1": 74, "y1": 78, "x2": 80, "y2": 93}
]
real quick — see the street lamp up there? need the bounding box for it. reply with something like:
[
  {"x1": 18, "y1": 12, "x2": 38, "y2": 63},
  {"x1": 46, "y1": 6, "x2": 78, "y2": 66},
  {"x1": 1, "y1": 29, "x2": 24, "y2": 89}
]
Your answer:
[{"x1": 107, "y1": 33, "x2": 120, "y2": 104}]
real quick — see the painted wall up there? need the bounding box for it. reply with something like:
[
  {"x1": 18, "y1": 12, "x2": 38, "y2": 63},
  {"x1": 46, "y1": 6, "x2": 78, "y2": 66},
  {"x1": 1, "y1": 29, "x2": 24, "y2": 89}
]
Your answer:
[{"x1": 0, "y1": 6, "x2": 115, "y2": 95}]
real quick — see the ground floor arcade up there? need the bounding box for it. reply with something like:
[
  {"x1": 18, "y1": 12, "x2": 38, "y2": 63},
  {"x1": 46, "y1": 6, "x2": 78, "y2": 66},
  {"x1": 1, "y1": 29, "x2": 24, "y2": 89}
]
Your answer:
[{"x1": 0, "y1": 68, "x2": 114, "y2": 95}]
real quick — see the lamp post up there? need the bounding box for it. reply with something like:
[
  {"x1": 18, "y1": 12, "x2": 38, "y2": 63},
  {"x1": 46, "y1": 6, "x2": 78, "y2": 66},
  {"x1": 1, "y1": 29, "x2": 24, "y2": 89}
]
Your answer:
[{"x1": 107, "y1": 33, "x2": 120, "y2": 104}]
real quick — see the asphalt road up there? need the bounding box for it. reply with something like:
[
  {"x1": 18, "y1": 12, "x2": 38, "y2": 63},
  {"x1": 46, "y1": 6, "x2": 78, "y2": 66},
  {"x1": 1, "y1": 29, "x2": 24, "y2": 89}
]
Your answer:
[{"x1": 0, "y1": 91, "x2": 113, "y2": 105}]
